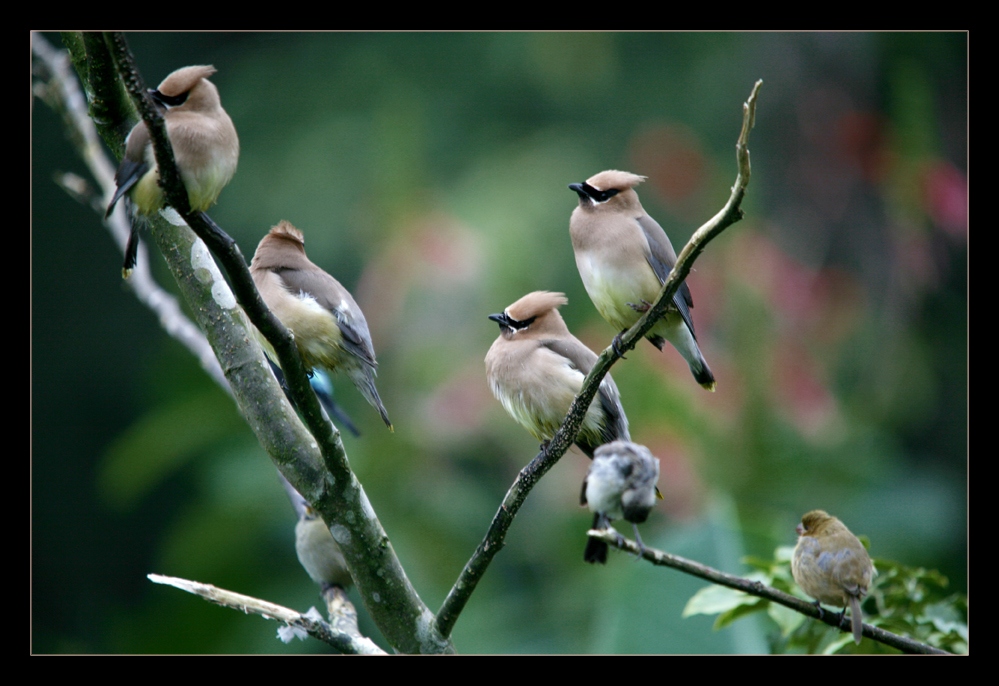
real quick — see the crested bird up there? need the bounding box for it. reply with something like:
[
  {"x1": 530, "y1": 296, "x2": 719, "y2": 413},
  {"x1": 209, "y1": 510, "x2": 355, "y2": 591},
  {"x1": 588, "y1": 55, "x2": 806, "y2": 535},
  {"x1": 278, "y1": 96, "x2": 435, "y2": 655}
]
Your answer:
[
  {"x1": 106, "y1": 65, "x2": 239, "y2": 278},
  {"x1": 569, "y1": 170, "x2": 715, "y2": 390},
  {"x1": 250, "y1": 220, "x2": 391, "y2": 430},
  {"x1": 484, "y1": 291, "x2": 628, "y2": 458}
]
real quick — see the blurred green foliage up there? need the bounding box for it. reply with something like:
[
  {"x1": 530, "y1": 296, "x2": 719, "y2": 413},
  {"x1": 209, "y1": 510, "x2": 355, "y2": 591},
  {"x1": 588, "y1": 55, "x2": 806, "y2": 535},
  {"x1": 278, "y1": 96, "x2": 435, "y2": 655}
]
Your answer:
[{"x1": 32, "y1": 32, "x2": 966, "y2": 653}]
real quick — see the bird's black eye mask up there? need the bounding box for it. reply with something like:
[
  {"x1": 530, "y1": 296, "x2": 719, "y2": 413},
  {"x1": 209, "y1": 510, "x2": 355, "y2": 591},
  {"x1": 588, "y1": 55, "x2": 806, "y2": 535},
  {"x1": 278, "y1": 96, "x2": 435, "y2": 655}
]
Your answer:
[
  {"x1": 488, "y1": 312, "x2": 536, "y2": 333},
  {"x1": 568, "y1": 182, "x2": 620, "y2": 204},
  {"x1": 149, "y1": 88, "x2": 190, "y2": 109}
]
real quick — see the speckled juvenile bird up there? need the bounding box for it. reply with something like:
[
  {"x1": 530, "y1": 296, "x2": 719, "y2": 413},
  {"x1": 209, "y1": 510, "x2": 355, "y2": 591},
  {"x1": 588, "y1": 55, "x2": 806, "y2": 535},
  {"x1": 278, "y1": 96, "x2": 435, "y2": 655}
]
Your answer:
[
  {"x1": 792, "y1": 509, "x2": 875, "y2": 644},
  {"x1": 106, "y1": 65, "x2": 239, "y2": 278},
  {"x1": 568, "y1": 170, "x2": 715, "y2": 391},
  {"x1": 250, "y1": 221, "x2": 391, "y2": 430},
  {"x1": 484, "y1": 291, "x2": 629, "y2": 458},
  {"x1": 296, "y1": 505, "x2": 352, "y2": 591},
  {"x1": 581, "y1": 440, "x2": 661, "y2": 564}
]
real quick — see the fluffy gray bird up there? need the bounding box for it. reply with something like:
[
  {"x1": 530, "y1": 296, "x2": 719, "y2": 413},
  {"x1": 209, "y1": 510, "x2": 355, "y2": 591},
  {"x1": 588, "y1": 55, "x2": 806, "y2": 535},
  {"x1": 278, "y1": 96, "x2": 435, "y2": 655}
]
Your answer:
[
  {"x1": 106, "y1": 65, "x2": 239, "y2": 278},
  {"x1": 485, "y1": 291, "x2": 629, "y2": 458},
  {"x1": 250, "y1": 221, "x2": 391, "y2": 429},
  {"x1": 569, "y1": 170, "x2": 715, "y2": 390},
  {"x1": 581, "y1": 440, "x2": 661, "y2": 564}
]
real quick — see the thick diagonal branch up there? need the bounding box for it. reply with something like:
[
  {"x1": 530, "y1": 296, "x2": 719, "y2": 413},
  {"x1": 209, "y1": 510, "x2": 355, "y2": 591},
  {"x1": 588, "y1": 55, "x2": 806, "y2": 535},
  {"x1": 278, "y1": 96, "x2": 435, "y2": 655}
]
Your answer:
[{"x1": 81, "y1": 33, "x2": 451, "y2": 654}]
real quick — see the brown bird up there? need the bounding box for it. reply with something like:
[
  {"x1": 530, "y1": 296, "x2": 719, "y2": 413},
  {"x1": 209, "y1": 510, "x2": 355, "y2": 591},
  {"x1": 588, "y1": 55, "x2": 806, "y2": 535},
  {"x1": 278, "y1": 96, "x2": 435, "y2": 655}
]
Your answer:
[
  {"x1": 792, "y1": 509, "x2": 875, "y2": 644},
  {"x1": 485, "y1": 291, "x2": 629, "y2": 458},
  {"x1": 250, "y1": 221, "x2": 391, "y2": 430},
  {"x1": 581, "y1": 440, "x2": 660, "y2": 564},
  {"x1": 106, "y1": 65, "x2": 239, "y2": 278},
  {"x1": 569, "y1": 170, "x2": 715, "y2": 390}
]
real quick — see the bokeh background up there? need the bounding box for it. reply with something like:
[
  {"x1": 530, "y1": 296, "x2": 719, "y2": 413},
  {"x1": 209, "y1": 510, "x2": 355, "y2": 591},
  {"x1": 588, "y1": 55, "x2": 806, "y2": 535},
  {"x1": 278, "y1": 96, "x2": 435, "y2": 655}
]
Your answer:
[{"x1": 32, "y1": 32, "x2": 966, "y2": 653}]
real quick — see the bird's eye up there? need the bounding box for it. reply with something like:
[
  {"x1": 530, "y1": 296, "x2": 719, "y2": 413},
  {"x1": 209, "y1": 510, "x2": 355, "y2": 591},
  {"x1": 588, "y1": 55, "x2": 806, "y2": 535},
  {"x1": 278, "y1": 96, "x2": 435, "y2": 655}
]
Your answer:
[
  {"x1": 150, "y1": 89, "x2": 189, "y2": 108},
  {"x1": 593, "y1": 188, "x2": 620, "y2": 202},
  {"x1": 510, "y1": 315, "x2": 536, "y2": 331}
]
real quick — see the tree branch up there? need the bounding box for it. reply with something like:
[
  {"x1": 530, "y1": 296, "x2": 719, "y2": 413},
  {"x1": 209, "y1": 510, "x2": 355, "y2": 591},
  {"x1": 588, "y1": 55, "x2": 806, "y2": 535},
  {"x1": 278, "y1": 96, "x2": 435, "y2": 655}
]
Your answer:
[
  {"x1": 435, "y1": 81, "x2": 764, "y2": 639},
  {"x1": 50, "y1": 32, "x2": 451, "y2": 654},
  {"x1": 587, "y1": 530, "x2": 950, "y2": 655}
]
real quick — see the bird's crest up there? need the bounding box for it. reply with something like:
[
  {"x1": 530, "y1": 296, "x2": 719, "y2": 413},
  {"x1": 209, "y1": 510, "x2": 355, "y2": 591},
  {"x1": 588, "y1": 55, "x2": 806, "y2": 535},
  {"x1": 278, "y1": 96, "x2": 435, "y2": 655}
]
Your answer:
[
  {"x1": 156, "y1": 65, "x2": 217, "y2": 97},
  {"x1": 585, "y1": 169, "x2": 647, "y2": 192},
  {"x1": 506, "y1": 291, "x2": 568, "y2": 322}
]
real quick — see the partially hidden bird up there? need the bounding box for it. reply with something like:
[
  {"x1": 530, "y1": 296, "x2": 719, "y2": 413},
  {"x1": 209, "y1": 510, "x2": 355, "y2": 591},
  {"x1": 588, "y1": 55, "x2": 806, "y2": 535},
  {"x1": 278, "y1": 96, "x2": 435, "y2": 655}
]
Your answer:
[
  {"x1": 568, "y1": 170, "x2": 715, "y2": 390},
  {"x1": 791, "y1": 509, "x2": 875, "y2": 644},
  {"x1": 485, "y1": 291, "x2": 629, "y2": 458},
  {"x1": 296, "y1": 505, "x2": 353, "y2": 591},
  {"x1": 581, "y1": 440, "x2": 661, "y2": 564},
  {"x1": 267, "y1": 360, "x2": 361, "y2": 437},
  {"x1": 106, "y1": 65, "x2": 239, "y2": 278},
  {"x1": 250, "y1": 220, "x2": 391, "y2": 430}
]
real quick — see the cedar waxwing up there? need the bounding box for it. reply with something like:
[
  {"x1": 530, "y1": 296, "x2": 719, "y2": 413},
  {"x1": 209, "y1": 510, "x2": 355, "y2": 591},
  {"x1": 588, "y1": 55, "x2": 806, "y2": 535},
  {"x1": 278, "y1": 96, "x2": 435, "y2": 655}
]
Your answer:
[
  {"x1": 296, "y1": 505, "x2": 353, "y2": 591},
  {"x1": 568, "y1": 170, "x2": 715, "y2": 391},
  {"x1": 250, "y1": 221, "x2": 392, "y2": 430},
  {"x1": 484, "y1": 291, "x2": 629, "y2": 458},
  {"x1": 105, "y1": 65, "x2": 239, "y2": 278},
  {"x1": 581, "y1": 440, "x2": 660, "y2": 564},
  {"x1": 792, "y1": 510, "x2": 875, "y2": 644}
]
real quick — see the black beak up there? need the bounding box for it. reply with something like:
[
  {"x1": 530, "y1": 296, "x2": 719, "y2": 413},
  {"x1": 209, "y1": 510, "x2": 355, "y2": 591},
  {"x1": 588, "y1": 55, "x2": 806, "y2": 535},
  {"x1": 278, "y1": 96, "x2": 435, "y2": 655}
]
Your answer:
[{"x1": 568, "y1": 182, "x2": 588, "y2": 200}]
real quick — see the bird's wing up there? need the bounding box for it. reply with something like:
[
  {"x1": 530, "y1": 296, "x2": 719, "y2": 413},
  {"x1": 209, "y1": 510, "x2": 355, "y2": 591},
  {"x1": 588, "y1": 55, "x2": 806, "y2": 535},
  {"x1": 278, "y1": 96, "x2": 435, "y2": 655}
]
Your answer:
[
  {"x1": 278, "y1": 268, "x2": 378, "y2": 368},
  {"x1": 106, "y1": 123, "x2": 152, "y2": 217},
  {"x1": 637, "y1": 214, "x2": 697, "y2": 338},
  {"x1": 542, "y1": 338, "x2": 629, "y2": 446}
]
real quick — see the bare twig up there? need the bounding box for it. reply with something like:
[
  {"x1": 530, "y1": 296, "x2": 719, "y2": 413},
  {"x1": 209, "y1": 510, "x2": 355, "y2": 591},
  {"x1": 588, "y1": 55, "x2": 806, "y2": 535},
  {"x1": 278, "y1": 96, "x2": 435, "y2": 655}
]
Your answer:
[
  {"x1": 148, "y1": 574, "x2": 385, "y2": 654},
  {"x1": 435, "y1": 81, "x2": 764, "y2": 639}
]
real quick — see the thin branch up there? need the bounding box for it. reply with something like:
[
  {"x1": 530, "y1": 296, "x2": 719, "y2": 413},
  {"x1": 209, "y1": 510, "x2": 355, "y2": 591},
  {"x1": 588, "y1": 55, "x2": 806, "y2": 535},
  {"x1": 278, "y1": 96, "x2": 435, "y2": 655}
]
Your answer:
[
  {"x1": 587, "y1": 530, "x2": 950, "y2": 655},
  {"x1": 435, "y1": 81, "x2": 764, "y2": 639},
  {"x1": 148, "y1": 574, "x2": 385, "y2": 654}
]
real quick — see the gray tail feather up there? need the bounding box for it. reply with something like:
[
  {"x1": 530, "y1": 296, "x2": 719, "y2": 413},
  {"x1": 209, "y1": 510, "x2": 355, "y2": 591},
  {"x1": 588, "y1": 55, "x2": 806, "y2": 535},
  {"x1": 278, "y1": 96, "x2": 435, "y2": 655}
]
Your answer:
[
  {"x1": 351, "y1": 367, "x2": 392, "y2": 429},
  {"x1": 849, "y1": 595, "x2": 864, "y2": 644}
]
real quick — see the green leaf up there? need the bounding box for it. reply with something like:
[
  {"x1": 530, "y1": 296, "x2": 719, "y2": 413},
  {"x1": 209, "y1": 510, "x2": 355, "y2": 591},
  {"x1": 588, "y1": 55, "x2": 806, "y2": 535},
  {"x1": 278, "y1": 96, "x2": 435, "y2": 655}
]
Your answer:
[{"x1": 683, "y1": 584, "x2": 752, "y2": 618}]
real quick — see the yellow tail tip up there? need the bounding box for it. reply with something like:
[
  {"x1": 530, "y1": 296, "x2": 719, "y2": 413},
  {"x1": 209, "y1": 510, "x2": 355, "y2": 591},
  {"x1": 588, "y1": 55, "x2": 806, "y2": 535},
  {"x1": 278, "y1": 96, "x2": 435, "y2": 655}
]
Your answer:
[{"x1": 701, "y1": 381, "x2": 717, "y2": 392}]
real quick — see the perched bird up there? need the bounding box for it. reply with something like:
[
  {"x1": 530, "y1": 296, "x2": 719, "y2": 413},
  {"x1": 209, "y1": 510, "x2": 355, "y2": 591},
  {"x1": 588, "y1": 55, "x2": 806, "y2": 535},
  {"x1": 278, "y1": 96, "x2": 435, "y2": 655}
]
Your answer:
[
  {"x1": 568, "y1": 170, "x2": 715, "y2": 391},
  {"x1": 792, "y1": 509, "x2": 875, "y2": 644},
  {"x1": 250, "y1": 221, "x2": 391, "y2": 429},
  {"x1": 106, "y1": 65, "x2": 240, "y2": 278},
  {"x1": 296, "y1": 505, "x2": 353, "y2": 591},
  {"x1": 581, "y1": 440, "x2": 661, "y2": 564},
  {"x1": 484, "y1": 291, "x2": 629, "y2": 458}
]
